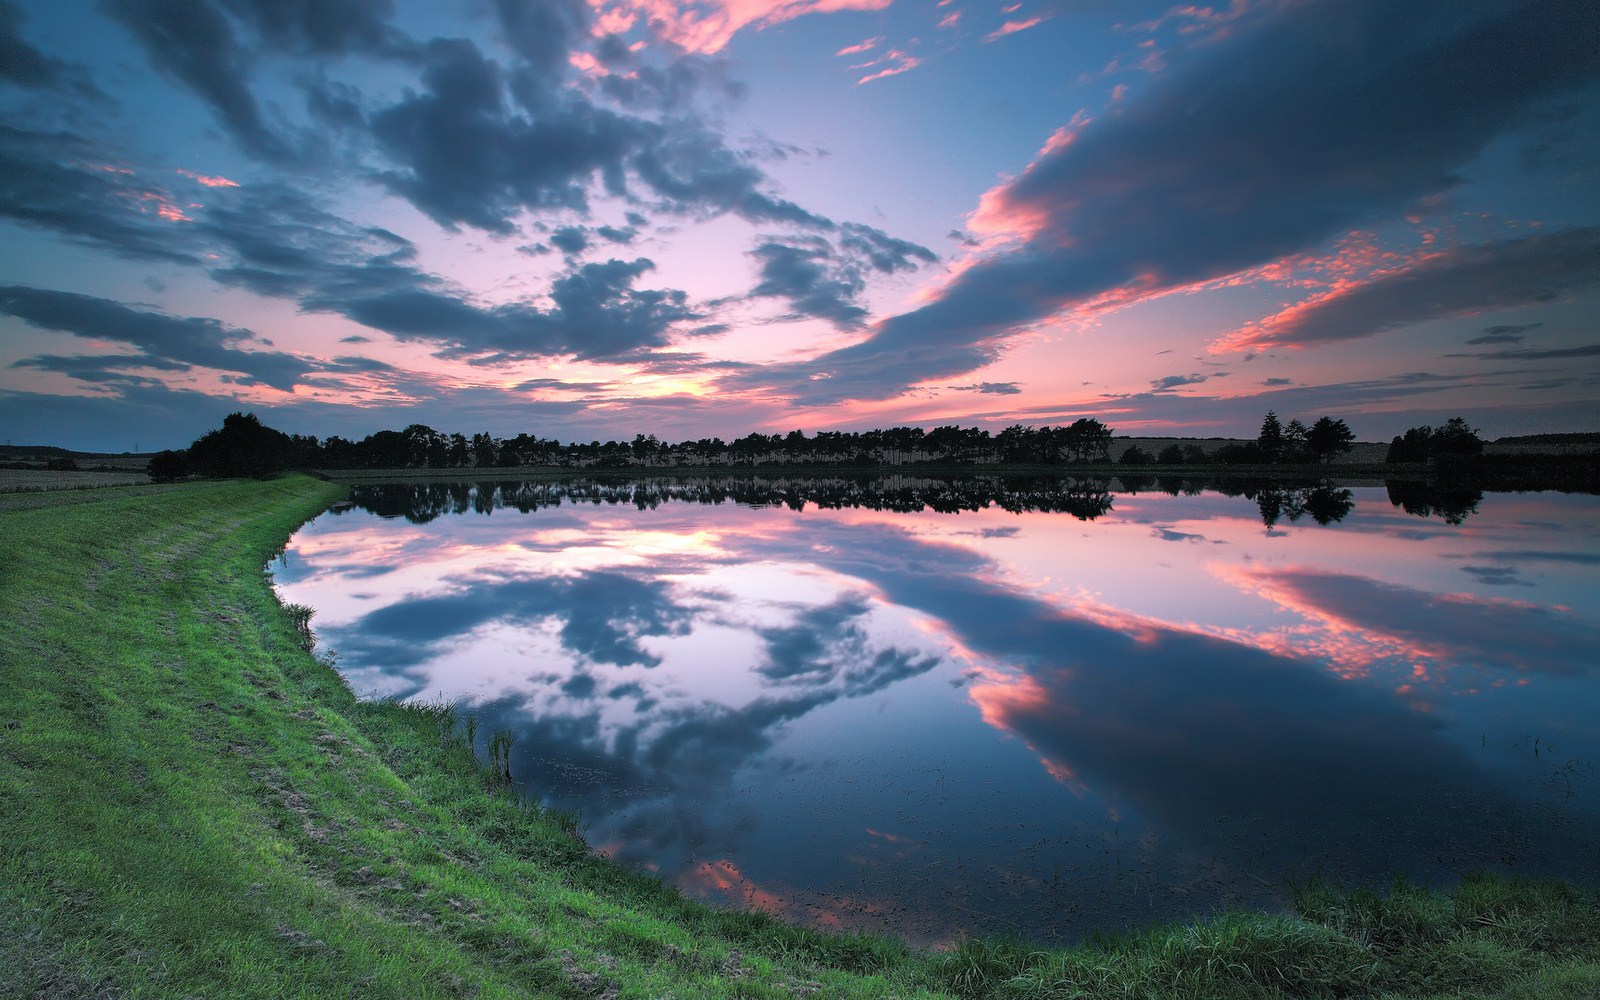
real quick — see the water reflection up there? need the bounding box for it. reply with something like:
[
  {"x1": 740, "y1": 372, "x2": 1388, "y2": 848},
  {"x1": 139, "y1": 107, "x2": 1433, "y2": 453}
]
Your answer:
[
  {"x1": 346, "y1": 474, "x2": 1121, "y2": 523},
  {"x1": 1385, "y1": 480, "x2": 1483, "y2": 525},
  {"x1": 274, "y1": 481, "x2": 1600, "y2": 944}
]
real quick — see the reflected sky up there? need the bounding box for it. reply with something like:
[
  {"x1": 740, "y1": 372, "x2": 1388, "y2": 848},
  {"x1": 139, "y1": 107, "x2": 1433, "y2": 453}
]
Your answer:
[{"x1": 274, "y1": 481, "x2": 1600, "y2": 944}]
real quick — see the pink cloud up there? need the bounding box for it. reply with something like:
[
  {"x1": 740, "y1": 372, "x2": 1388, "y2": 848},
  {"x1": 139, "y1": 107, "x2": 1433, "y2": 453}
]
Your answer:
[
  {"x1": 592, "y1": 0, "x2": 895, "y2": 54},
  {"x1": 936, "y1": 10, "x2": 960, "y2": 29},
  {"x1": 983, "y1": 14, "x2": 1045, "y2": 41},
  {"x1": 1213, "y1": 228, "x2": 1600, "y2": 353},
  {"x1": 835, "y1": 35, "x2": 883, "y2": 56},
  {"x1": 1221, "y1": 565, "x2": 1600, "y2": 681},
  {"x1": 856, "y1": 49, "x2": 922, "y2": 85},
  {"x1": 175, "y1": 168, "x2": 239, "y2": 188}
]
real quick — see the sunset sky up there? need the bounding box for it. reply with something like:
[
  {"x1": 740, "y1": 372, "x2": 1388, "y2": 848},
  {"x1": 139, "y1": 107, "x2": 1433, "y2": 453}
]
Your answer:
[{"x1": 2, "y1": 0, "x2": 1596, "y2": 452}]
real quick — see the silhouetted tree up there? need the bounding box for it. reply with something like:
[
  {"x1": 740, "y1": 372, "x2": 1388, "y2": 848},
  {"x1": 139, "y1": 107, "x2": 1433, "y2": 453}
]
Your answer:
[
  {"x1": 1385, "y1": 418, "x2": 1483, "y2": 464},
  {"x1": 147, "y1": 449, "x2": 190, "y2": 483},
  {"x1": 187, "y1": 412, "x2": 295, "y2": 478},
  {"x1": 1433, "y1": 417, "x2": 1484, "y2": 457},
  {"x1": 1063, "y1": 418, "x2": 1112, "y2": 462},
  {"x1": 1283, "y1": 419, "x2": 1310, "y2": 462},
  {"x1": 1307, "y1": 416, "x2": 1354, "y2": 463},
  {"x1": 471, "y1": 432, "x2": 497, "y2": 467},
  {"x1": 1257, "y1": 411, "x2": 1284, "y2": 461}
]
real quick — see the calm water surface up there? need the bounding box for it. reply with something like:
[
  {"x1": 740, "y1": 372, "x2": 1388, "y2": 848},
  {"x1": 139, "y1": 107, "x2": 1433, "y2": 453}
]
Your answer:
[{"x1": 273, "y1": 477, "x2": 1600, "y2": 944}]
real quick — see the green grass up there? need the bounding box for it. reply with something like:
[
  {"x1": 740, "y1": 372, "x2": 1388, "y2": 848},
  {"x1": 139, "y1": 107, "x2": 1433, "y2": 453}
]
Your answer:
[{"x1": 3, "y1": 475, "x2": 1596, "y2": 998}]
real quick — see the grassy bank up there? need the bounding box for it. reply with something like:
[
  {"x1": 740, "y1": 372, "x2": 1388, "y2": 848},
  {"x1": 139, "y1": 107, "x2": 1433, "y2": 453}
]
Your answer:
[{"x1": 2, "y1": 475, "x2": 1596, "y2": 999}]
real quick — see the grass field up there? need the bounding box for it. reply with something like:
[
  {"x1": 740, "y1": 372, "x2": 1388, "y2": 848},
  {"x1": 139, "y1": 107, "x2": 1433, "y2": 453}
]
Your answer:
[
  {"x1": 2, "y1": 475, "x2": 1596, "y2": 998},
  {"x1": 0, "y1": 468, "x2": 153, "y2": 492}
]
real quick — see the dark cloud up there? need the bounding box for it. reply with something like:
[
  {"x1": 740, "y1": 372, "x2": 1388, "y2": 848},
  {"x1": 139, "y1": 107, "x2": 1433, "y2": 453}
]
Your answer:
[
  {"x1": 14, "y1": 352, "x2": 189, "y2": 380},
  {"x1": 0, "y1": 0, "x2": 67, "y2": 89},
  {"x1": 756, "y1": 597, "x2": 873, "y2": 682},
  {"x1": 1226, "y1": 228, "x2": 1600, "y2": 350},
  {"x1": 216, "y1": 0, "x2": 399, "y2": 56},
  {"x1": 1261, "y1": 377, "x2": 1294, "y2": 386},
  {"x1": 189, "y1": 182, "x2": 702, "y2": 361},
  {"x1": 561, "y1": 672, "x2": 598, "y2": 699},
  {"x1": 0, "y1": 284, "x2": 311, "y2": 390},
  {"x1": 492, "y1": 0, "x2": 586, "y2": 86},
  {"x1": 752, "y1": 0, "x2": 1600, "y2": 402},
  {"x1": 101, "y1": 0, "x2": 287, "y2": 160},
  {"x1": 747, "y1": 226, "x2": 935, "y2": 330},
  {"x1": 99, "y1": 0, "x2": 405, "y2": 159},
  {"x1": 363, "y1": 36, "x2": 831, "y2": 236},
  {"x1": 1459, "y1": 565, "x2": 1526, "y2": 587},
  {"x1": 1466, "y1": 550, "x2": 1600, "y2": 566},
  {"x1": 514, "y1": 377, "x2": 610, "y2": 393},
  {"x1": 838, "y1": 222, "x2": 938, "y2": 273},
  {"x1": 951, "y1": 381, "x2": 1022, "y2": 395},
  {"x1": 558, "y1": 572, "x2": 694, "y2": 667},
  {"x1": 369, "y1": 37, "x2": 643, "y2": 232},
  {"x1": 592, "y1": 38, "x2": 746, "y2": 114},
  {"x1": 628, "y1": 119, "x2": 829, "y2": 228},
  {"x1": 1150, "y1": 373, "x2": 1209, "y2": 391},
  {"x1": 748, "y1": 237, "x2": 868, "y2": 329},
  {"x1": 549, "y1": 225, "x2": 590, "y2": 255},
  {"x1": 0, "y1": 126, "x2": 203, "y2": 265},
  {"x1": 1451, "y1": 343, "x2": 1600, "y2": 362},
  {"x1": 1467, "y1": 322, "x2": 1542, "y2": 345},
  {"x1": 334, "y1": 569, "x2": 696, "y2": 681}
]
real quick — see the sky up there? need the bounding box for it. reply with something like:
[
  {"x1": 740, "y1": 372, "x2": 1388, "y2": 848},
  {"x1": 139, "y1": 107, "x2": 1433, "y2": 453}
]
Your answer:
[{"x1": 1, "y1": 0, "x2": 1596, "y2": 452}]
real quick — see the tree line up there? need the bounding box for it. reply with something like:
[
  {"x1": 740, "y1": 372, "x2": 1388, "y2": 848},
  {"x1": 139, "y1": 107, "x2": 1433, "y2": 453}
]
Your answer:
[
  {"x1": 150, "y1": 414, "x2": 1120, "y2": 480},
  {"x1": 146, "y1": 409, "x2": 1484, "y2": 483}
]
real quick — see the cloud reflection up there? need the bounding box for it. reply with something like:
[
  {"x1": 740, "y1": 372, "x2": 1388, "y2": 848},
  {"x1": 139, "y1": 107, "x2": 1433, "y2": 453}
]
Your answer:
[
  {"x1": 1233, "y1": 567, "x2": 1600, "y2": 679},
  {"x1": 279, "y1": 485, "x2": 1600, "y2": 941}
]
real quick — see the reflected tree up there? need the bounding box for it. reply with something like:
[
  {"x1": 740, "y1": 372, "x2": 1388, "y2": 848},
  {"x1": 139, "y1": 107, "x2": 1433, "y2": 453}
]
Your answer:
[
  {"x1": 1255, "y1": 482, "x2": 1352, "y2": 528},
  {"x1": 1386, "y1": 480, "x2": 1482, "y2": 525}
]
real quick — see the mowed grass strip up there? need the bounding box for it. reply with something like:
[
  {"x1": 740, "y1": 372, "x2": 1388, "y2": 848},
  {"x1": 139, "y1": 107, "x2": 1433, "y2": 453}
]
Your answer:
[{"x1": 2, "y1": 475, "x2": 1595, "y2": 999}]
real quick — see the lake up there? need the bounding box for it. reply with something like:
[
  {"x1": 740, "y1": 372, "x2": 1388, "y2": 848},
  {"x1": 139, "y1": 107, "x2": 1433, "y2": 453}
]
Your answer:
[{"x1": 272, "y1": 475, "x2": 1600, "y2": 945}]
